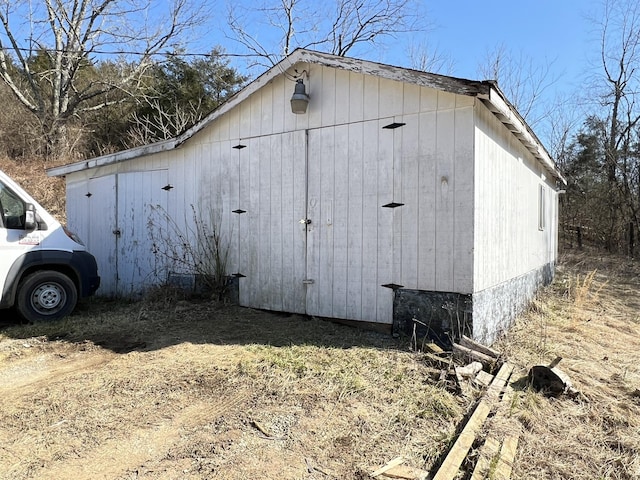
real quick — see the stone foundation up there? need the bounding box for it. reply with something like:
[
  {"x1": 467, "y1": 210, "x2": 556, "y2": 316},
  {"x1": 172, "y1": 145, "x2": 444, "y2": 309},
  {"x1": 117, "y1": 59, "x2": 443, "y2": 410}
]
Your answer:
[{"x1": 392, "y1": 263, "x2": 554, "y2": 347}]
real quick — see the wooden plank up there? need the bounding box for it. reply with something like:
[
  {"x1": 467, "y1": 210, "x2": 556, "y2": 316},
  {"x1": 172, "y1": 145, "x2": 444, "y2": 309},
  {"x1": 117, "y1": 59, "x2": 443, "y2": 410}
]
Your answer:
[
  {"x1": 289, "y1": 130, "x2": 308, "y2": 314},
  {"x1": 332, "y1": 124, "x2": 350, "y2": 319},
  {"x1": 269, "y1": 134, "x2": 284, "y2": 311},
  {"x1": 223, "y1": 140, "x2": 240, "y2": 276},
  {"x1": 452, "y1": 105, "x2": 475, "y2": 293},
  {"x1": 378, "y1": 77, "x2": 403, "y2": 118},
  {"x1": 460, "y1": 335, "x2": 501, "y2": 359},
  {"x1": 493, "y1": 435, "x2": 520, "y2": 480},
  {"x1": 424, "y1": 343, "x2": 444, "y2": 354},
  {"x1": 474, "y1": 370, "x2": 494, "y2": 389},
  {"x1": 363, "y1": 74, "x2": 379, "y2": 121},
  {"x1": 346, "y1": 122, "x2": 364, "y2": 320},
  {"x1": 399, "y1": 115, "x2": 420, "y2": 290},
  {"x1": 470, "y1": 384, "x2": 517, "y2": 479},
  {"x1": 371, "y1": 457, "x2": 405, "y2": 477},
  {"x1": 416, "y1": 111, "x2": 437, "y2": 290},
  {"x1": 453, "y1": 343, "x2": 497, "y2": 369},
  {"x1": 383, "y1": 464, "x2": 429, "y2": 480},
  {"x1": 361, "y1": 120, "x2": 379, "y2": 321},
  {"x1": 470, "y1": 436, "x2": 501, "y2": 480},
  {"x1": 431, "y1": 363, "x2": 513, "y2": 480},
  {"x1": 348, "y1": 71, "x2": 365, "y2": 123},
  {"x1": 317, "y1": 127, "x2": 336, "y2": 318},
  {"x1": 320, "y1": 66, "x2": 336, "y2": 127},
  {"x1": 334, "y1": 68, "x2": 350, "y2": 125},
  {"x1": 434, "y1": 108, "x2": 455, "y2": 292},
  {"x1": 257, "y1": 134, "x2": 271, "y2": 309},
  {"x1": 305, "y1": 129, "x2": 322, "y2": 315},
  {"x1": 376, "y1": 118, "x2": 394, "y2": 323},
  {"x1": 423, "y1": 352, "x2": 452, "y2": 369}
]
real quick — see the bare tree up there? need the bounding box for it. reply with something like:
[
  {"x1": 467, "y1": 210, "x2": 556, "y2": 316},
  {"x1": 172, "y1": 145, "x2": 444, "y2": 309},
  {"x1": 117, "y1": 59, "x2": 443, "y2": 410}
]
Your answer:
[
  {"x1": 407, "y1": 41, "x2": 454, "y2": 75},
  {"x1": 227, "y1": 0, "x2": 424, "y2": 67},
  {"x1": 0, "y1": 0, "x2": 205, "y2": 158},
  {"x1": 127, "y1": 99, "x2": 204, "y2": 147},
  {"x1": 477, "y1": 43, "x2": 559, "y2": 129}
]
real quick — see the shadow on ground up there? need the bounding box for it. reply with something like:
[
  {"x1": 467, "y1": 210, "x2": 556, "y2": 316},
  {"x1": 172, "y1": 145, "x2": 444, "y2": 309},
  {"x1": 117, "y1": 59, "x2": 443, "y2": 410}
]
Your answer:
[{"x1": 0, "y1": 295, "x2": 405, "y2": 354}]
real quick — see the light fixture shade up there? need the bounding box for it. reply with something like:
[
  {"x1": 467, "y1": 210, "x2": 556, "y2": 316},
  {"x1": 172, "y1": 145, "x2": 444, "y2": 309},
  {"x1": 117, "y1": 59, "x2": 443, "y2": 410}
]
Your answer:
[{"x1": 290, "y1": 79, "x2": 309, "y2": 114}]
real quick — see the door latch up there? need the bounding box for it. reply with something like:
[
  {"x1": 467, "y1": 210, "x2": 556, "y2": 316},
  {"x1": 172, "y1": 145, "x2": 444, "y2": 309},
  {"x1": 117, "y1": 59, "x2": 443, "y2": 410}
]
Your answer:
[
  {"x1": 299, "y1": 218, "x2": 311, "y2": 224},
  {"x1": 113, "y1": 229, "x2": 121, "y2": 237}
]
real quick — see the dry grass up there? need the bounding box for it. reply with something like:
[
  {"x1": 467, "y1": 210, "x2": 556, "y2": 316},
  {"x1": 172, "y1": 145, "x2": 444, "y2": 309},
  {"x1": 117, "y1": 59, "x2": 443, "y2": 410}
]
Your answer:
[
  {"x1": 0, "y1": 298, "x2": 467, "y2": 479},
  {"x1": 1, "y1": 249, "x2": 640, "y2": 478},
  {"x1": 494, "y1": 251, "x2": 640, "y2": 480}
]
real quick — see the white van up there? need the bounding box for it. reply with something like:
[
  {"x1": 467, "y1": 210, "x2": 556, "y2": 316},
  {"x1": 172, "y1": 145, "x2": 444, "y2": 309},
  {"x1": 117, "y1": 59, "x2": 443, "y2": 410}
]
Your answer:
[{"x1": 0, "y1": 169, "x2": 100, "y2": 322}]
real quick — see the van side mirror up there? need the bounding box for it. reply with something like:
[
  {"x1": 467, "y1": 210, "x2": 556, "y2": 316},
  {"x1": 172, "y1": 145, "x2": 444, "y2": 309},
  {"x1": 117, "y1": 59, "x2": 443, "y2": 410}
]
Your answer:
[{"x1": 25, "y1": 203, "x2": 37, "y2": 231}]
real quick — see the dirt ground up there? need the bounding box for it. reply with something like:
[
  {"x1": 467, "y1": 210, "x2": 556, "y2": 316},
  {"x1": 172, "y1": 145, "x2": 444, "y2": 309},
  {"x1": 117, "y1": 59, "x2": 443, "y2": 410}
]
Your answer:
[
  {"x1": 1, "y1": 252, "x2": 639, "y2": 480},
  {"x1": 0, "y1": 294, "x2": 466, "y2": 480}
]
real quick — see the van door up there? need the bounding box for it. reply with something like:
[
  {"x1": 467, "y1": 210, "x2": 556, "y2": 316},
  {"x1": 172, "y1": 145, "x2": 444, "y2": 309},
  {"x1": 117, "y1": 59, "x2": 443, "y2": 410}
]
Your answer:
[{"x1": 0, "y1": 179, "x2": 41, "y2": 302}]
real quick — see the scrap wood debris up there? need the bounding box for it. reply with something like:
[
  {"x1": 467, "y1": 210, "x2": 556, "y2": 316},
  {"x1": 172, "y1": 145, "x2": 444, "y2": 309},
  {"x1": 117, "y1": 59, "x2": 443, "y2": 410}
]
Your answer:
[
  {"x1": 370, "y1": 456, "x2": 428, "y2": 480},
  {"x1": 374, "y1": 335, "x2": 585, "y2": 479},
  {"x1": 430, "y1": 362, "x2": 516, "y2": 480},
  {"x1": 419, "y1": 335, "x2": 503, "y2": 395}
]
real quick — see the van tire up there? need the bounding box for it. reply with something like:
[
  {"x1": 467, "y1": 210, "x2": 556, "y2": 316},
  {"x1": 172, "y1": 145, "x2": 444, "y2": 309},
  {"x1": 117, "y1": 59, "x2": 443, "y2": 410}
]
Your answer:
[{"x1": 16, "y1": 271, "x2": 78, "y2": 323}]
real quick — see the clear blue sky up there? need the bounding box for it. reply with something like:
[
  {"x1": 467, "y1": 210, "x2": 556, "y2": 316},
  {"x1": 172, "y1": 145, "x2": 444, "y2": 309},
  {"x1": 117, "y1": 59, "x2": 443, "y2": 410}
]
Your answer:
[
  {"x1": 384, "y1": 1, "x2": 596, "y2": 95},
  {"x1": 212, "y1": 0, "x2": 600, "y2": 109}
]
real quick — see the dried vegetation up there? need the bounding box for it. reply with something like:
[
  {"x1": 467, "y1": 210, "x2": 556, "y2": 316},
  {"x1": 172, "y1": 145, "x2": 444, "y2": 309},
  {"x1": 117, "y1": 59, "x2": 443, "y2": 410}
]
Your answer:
[
  {"x1": 0, "y1": 251, "x2": 639, "y2": 479},
  {"x1": 0, "y1": 294, "x2": 466, "y2": 480},
  {"x1": 494, "y1": 251, "x2": 640, "y2": 479}
]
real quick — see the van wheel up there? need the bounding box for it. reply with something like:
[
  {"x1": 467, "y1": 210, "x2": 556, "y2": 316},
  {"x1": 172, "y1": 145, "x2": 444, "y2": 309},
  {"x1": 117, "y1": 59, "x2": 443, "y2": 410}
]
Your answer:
[{"x1": 16, "y1": 271, "x2": 78, "y2": 323}]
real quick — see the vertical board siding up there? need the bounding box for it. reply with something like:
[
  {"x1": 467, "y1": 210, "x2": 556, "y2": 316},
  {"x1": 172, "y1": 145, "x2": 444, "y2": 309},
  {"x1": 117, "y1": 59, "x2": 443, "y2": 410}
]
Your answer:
[
  {"x1": 452, "y1": 106, "x2": 475, "y2": 293},
  {"x1": 361, "y1": 120, "x2": 380, "y2": 321},
  {"x1": 116, "y1": 170, "x2": 168, "y2": 296},
  {"x1": 307, "y1": 120, "x2": 394, "y2": 324},
  {"x1": 434, "y1": 108, "x2": 456, "y2": 292},
  {"x1": 332, "y1": 124, "x2": 350, "y2": 318},
  {"x1": 346, "y1": 122, "x2": 364, "y2": 320},
  {"x1": 68, "y1": 64, "x2": 557, "y2": 328},
  {"x1": 238, "y1": 131, "x2": 307, "y2": 313},
  {"x1": 399, "y1": 116, "x2": 420, "y2": 289},
  {"x1": 317, "y1": 126, "x2": 336, "y2": 318},
  {"x1": 416, "y1": 111, "x2": 437, "y2": 289},
  {"x1": 238, "y1": 136, "x2": 252, "y2": 300},
  {"x1": 334, "y1": 69, "x2": 350, "y2": 125},
  {"x1": 348, "y1": 72, "x2": 365, "y2": 124},
  {"x1": 376, "y1": 118, "x2": 394, "y2": 322},
  {"x1": 474, "y1": 103, "x2": 557, "y2": 292},
  {"x1": 66, "y1": 175, "x2": 117, "y2": 295}
]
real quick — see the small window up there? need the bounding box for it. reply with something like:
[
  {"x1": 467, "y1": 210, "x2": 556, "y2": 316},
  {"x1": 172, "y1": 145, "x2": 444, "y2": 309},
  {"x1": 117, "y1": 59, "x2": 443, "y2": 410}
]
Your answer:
[
  {"x1": 0, "y1": 181, "x2": 27, "y2": 229},
  {"x1": 538, "y1": 184, "x2": 546, "y2": 231}
]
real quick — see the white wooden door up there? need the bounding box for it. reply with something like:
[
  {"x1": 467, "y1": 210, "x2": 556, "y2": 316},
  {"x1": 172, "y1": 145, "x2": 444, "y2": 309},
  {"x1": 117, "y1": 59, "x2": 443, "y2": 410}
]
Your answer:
[
  {"x1": 66, "y1": 175, "x2": 118, "y2": 295},
  {"x1": 116, "y1": 170, "x2": 169, "y2": 296},
  {"x1": 237, "y1": 131, "x2": 308, "y2": 313},
  {"x1": 305, "y1": 121, "x2": 394, "y2": 323}
]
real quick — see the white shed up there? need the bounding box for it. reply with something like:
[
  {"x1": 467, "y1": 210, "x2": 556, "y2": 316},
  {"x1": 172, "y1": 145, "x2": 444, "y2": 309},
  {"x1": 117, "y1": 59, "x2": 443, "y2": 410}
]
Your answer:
[{"x1": 49, "y1": 49, "x2": 565, "y2": 345}]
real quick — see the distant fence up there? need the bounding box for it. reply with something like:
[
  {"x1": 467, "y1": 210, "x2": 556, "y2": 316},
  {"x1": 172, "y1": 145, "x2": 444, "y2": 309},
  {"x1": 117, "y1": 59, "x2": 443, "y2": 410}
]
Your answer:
[{"x1": 561, "y1": 222, "x2": 638, "y2": 257}]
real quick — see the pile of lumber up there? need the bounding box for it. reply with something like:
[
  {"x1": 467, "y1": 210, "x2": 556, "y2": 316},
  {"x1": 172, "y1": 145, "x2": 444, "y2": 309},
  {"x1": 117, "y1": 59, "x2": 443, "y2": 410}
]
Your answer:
[{"x1": 369, "y1": 336, "x2": 520, "y2": 480}]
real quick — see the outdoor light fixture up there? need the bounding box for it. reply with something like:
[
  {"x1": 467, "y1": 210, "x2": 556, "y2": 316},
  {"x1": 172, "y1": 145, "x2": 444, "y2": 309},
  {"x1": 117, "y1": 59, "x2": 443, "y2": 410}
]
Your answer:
[{"x1": 290, "y1": 78, "x2": 309, "y2": 114}]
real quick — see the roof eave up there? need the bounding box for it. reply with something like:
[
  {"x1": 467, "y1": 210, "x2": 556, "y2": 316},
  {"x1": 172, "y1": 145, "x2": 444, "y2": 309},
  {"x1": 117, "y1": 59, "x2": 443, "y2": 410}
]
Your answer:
[
  {"x1": 478, "y1": 87, "x2": 567, "y2": 186},
  {"x1": 47, "y1": 138, "x2": 178, "y2": 177}
]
